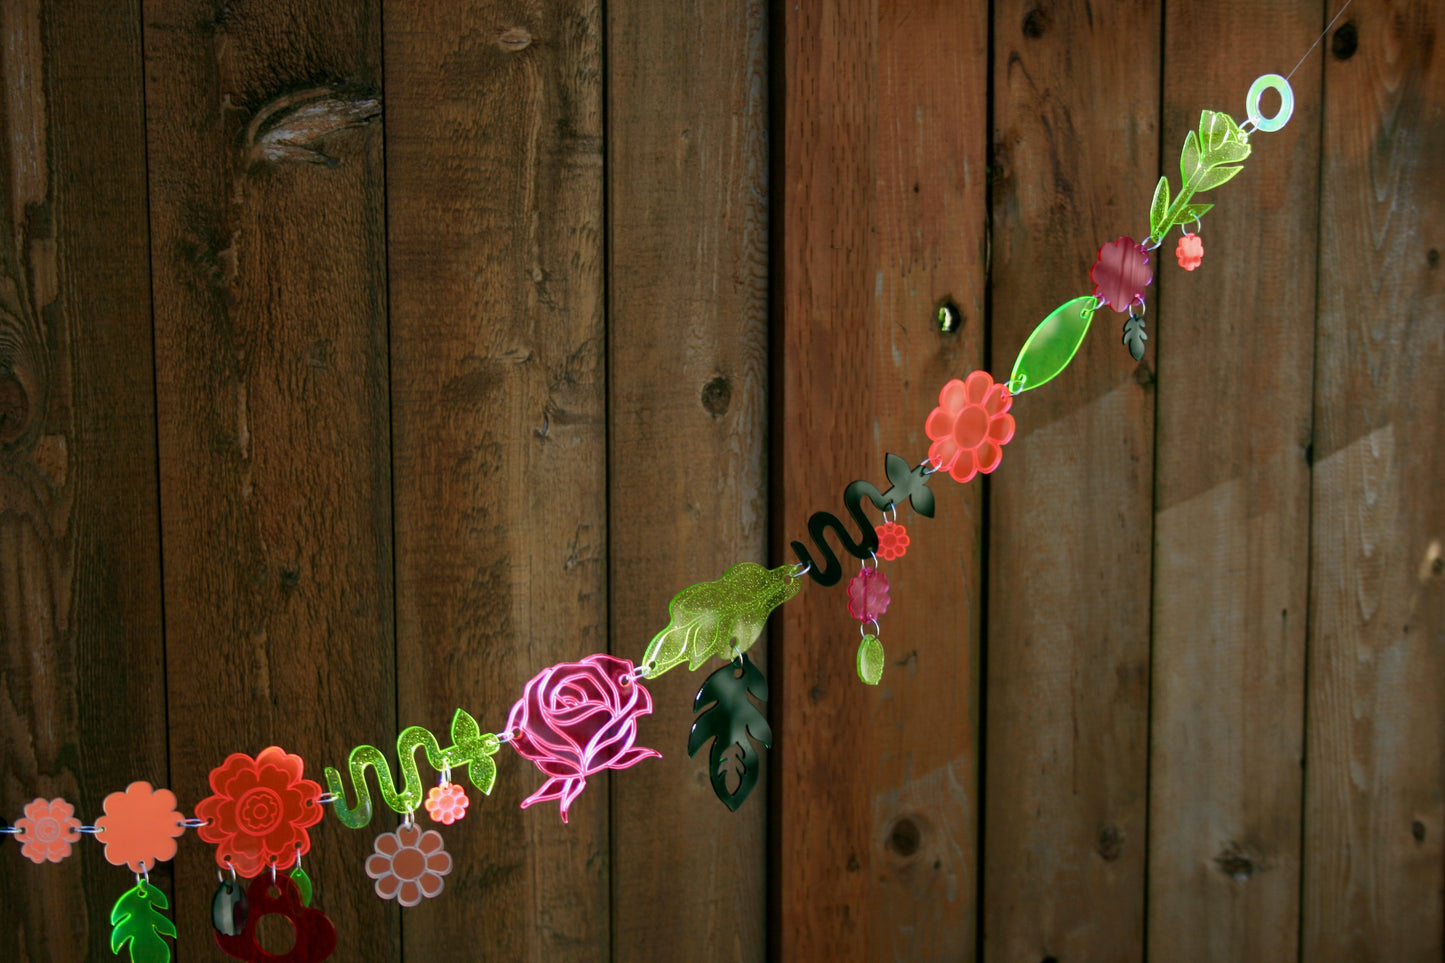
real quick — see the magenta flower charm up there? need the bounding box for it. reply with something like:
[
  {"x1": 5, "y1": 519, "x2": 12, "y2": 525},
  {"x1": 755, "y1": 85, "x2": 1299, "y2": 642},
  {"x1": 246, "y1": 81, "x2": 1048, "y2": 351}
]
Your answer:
[
  {"x1": 1175, "y1": 232, "x2": 1204, "y2": 270},
  {"x1": 847, "y1": 568, "x2": 891, "y2": 622},
  {"x1": 1090, "y1": 236, "x2": 1152, "y2": 311},
  {"x1": 506, "y1": 653, "x2": 661, "y2": 823}
]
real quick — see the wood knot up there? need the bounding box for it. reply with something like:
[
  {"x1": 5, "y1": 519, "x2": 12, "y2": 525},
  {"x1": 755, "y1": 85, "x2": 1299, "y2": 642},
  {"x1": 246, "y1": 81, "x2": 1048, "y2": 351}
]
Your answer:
[
  {"x1": 244, "y1": 86, "x2": 382, "y2": 167},
  {"x1": 1214, "y1": 842, "x2": 1264, "y2": 881},
  {"x1": 1412, "y1": 820, "x2": 1427, "y2": 843},
  {"x1": 1022, "y1": 8, "x2": 1049, "y2": 38},
  {"x1": 0, "y1": 372, "x2": 29, "y2": 445},
  {"x1": 1097, "y1": 824, "x2": 1123, "y2": 861},
  {"x1": 1332, "y1": 21, "x2": 1359, "y2": 60},
  {"x1": 886, "y1": 817, "x2": 921, "y2": 857},
  {"x1": 700, "y1": 375, "x2": 731, "y2": 417},
  {"x1": 498, "y1": 26, "x2": 532, "y2": 51}
]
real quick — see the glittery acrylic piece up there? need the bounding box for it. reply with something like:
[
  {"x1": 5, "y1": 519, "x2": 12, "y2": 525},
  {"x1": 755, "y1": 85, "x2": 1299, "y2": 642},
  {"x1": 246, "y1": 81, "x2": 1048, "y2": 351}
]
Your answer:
[
  {"x1": 1091, "y1": 237, "x2": 1152, "y2": 312},
  {"x1": 1008, "y1": 297, "x2": 1098, "y2": 395},
  {"x1": 195, "y1": 747, "x2": 323, "y2": 877},
  {"x1": 924, "y1": 371, "x2": 1016, "y2": 481},
  {"x1": 366, "y1": 823, "x2": 452, "y2": 906},
  {"x1": 846, "y1": 567, "x2": 891, "y2": 622},
  {"x1": 507, "y1": 653, "x2": 661, "y2": 823},
  {"x1": 324, "y1": 709, "x2": 500, "y2": 830},
  {"x1": 688, "y1": 653, "x2": 773, "y2": 812},
  {"x1": 13, "y1": 797, "x2": 81, "y2": 863},
  {"x1": 96, "y1": 782, "x2": 186, "y2": 872},
  {"x1": 1149, "y1": 109, "x2": 1249, "y2": 241},
  {"x1": 857, "y1": 634, "x2": 886, "y2": 686},
  {"x1": 212, "y1": 878, "x2": 248, "y2": 936},
  {"x1": 643, "y1": 563, "x2": 800, "y2": 675},
  {"x1": 214, "y1": 874, "x2": 336, "y2": 962},
  {"x1": 875, "y1": 521, "x2": 910, "y2": 561},
  {"x1": 111, "y1": 882, "x2": 176, "y2": 963},
  {"x1": 791, "y1": 454, "x2": 936, "y2": 586}
]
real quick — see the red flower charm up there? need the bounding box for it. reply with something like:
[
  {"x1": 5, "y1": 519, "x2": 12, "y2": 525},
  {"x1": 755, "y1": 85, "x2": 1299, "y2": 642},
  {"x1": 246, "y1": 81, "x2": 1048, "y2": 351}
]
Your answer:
[
  {"x1": 14, "y1": 797, "x2": 82, "y2": 864},
  {"x1": 1176, "y1": 232, "x2": 1204, "y2": 270},
  {"x1": 924, "y1": 371, "x2": 1016, "y2": 483},
  {"x1": 195, "y1": 747, "x2": 323, "y2": 877},
  {"x1": 847, "y1": 567, "x2": 891, "y2": 622},
  {"x1": 1091, "y1": 236, "x2": 1152, "y2": 311},
  {"x1": 424, "y1": 783, "x2": 469, "y2": 825},
  {"x1": 506, "y1": 653, "x2": 661, "y2": 823},
  {"x1": 875, "y1": 521, "x2": 910, "y2": 561}
]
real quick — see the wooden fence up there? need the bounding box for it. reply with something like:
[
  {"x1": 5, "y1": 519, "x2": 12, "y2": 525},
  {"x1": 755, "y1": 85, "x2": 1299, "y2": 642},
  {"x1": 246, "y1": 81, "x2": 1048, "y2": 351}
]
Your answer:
[{"x1": 1, "y1": 0, "x2": 1440, "y2": 960}]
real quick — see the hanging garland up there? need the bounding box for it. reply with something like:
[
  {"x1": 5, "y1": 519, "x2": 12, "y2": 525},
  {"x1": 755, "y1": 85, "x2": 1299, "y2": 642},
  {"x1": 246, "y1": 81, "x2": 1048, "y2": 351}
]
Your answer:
[{"x1": 3, "y1": 71, "x2": 1298, "y2": 962}]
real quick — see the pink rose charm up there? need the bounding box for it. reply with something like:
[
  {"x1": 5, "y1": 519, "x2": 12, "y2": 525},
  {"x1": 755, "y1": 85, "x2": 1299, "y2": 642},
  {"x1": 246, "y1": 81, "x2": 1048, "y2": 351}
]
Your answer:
[{"x1": 506, "y1": 653, "x2": 661, "y2": 823}]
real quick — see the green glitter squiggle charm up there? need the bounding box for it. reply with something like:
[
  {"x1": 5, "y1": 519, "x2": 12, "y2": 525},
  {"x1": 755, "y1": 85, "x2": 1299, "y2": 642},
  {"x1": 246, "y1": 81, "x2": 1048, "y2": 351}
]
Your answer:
[{"x1": 323, "y1": 709, "x2": 500, "y2": 829}]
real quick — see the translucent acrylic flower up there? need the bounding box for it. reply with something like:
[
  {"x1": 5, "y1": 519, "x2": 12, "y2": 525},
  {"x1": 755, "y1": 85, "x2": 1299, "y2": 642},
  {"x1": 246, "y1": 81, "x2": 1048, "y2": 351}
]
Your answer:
[
  {"x1": 96, "y1": 781, "x2": 186, "y2": 872},
  {"x1": 14, "y1": 797, "x2": 81, "y2": 864},
  {"x1": 424, "y1": 783, "x2": 469, "y2": 825},
  {"x1": 1176, "y1": 232, "x2": 1204, "y2": 270},
  {"x1": 1091, "y1": 236, "x2": 1152, "y2": 311},
  {"x1": 874, "y1": 521, "x2": 910, "y2": 561},
  {"x1": 365, "y1": 823, "x2": 452, "y2": 906},
  {"x1": 846, "y1": 567, "x2": 890, "y2": 622},
  {"x1": 195, "y1": 746, "x2": 323, "y2": 876},
  {"x1": 924, "y1": 371, "x2": 1016, "y2": 483}
]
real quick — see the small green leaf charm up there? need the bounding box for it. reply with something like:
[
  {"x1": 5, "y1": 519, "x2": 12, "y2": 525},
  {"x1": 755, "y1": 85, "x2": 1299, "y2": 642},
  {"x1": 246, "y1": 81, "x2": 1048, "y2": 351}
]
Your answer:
[
  {"x1": 1008, "y1": 296, "x2": 1098, "y2": 393},
  {"x1": 289, "y1": 865, "x2": 314, "y2": 907},
  {"x1": 1149, "y1": 176, "x2": 1171, "y2": 240},
  {"x1": 643, "y1": 562, "x2": 800, "y2": 677},
  {"x1": 857, "y1": 634, "x2": 885, "y2": 685},
  {"x1": 111, "y1": 883, "x2": 176, "y2": 963}
]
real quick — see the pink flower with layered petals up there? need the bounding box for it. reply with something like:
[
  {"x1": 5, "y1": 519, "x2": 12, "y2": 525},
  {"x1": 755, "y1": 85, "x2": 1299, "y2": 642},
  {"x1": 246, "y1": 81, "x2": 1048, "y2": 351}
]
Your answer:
[
  {"x1": 506, "y1": 653, "x2": 661, "y2": 823},
  {"x1": 924, "y1": 371, "x2": 1016, "y2": 483},
  {"x1": 14, "y1": 797, "x2": 81, "y2": 864}
]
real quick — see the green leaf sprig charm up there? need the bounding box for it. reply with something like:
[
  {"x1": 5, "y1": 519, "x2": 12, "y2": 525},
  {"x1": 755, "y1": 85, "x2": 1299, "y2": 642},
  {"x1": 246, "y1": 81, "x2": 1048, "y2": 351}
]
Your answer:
[
  {"x1": 688, "y1": 653, "x2": 773, "y2": 811},
  {"x1": 111, "y1": 881, "x2": 176, "y2": 963},
  {"x1": 1148, "y1": 109, "x2": 1251, "y2": 242}
]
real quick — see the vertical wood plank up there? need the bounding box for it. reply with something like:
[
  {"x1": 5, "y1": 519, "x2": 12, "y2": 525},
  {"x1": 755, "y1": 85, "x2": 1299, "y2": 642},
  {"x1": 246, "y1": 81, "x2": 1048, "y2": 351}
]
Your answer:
[
  {"x1": 983, "y1": 2, "x2": 1159, "y2": 959},
  {"x1": 0, "y1": 1, "x2": 165, "y2": 959},
  {"x1": 383, "y1": 2, "x2": 609, "y2": 959},
  {"x1": 606, "y1": 0, "x2": 770, "y2": 958},
  {"x1": 1147, "y1": 4, "x2": 1321, "y2": 959},
  {"x1": 142, "y1": 2, "x2": 394, "y2": 958},
  {"x1": 1303, "y1": 1, "x2": 1445, "y2": 958},
  {"x1": 776, "y1": 0, "x2": 988, "y2": 958}
]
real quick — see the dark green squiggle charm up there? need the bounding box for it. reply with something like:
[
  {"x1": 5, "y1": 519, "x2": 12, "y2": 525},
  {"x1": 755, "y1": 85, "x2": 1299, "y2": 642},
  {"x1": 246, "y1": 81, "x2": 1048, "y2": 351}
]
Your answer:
[{"x1": 323, "y1": 709, "x2": 500, "y2": 829}]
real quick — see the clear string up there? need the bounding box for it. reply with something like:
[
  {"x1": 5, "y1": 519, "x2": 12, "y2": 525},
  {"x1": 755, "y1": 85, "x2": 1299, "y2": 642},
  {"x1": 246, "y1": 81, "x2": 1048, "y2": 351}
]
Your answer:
[{"x1": 1287, "y1": 0, "x2": 1357, "y2": 81}]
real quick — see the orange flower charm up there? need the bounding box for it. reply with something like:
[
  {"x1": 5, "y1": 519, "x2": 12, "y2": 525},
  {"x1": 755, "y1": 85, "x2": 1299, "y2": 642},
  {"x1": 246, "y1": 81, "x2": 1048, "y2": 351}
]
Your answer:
[
  {"x1": 195, "y1": 746, "x2": 323, "y2": 877},
  {"x1": 424, "y1": 783, "x2": 469, "y2": 825},
  {"x1": 924, "y1": 371, "x2": 1016, "y2": 483},
  {"x1": 14, "y1": 797, "x2": 82, "y2": 863},
  {"x1": 875, "y1": 521, "x2": 910, "y2": 561},
  {"x1": 1176, "y1": 232, "x2": 1204, "y2": 270},
  {"x1": 366, "y1": 823, "x2": 452, "y2": 906},
  {"x1": 96, "y1": 781, "x2": 186, "y2": 872}
]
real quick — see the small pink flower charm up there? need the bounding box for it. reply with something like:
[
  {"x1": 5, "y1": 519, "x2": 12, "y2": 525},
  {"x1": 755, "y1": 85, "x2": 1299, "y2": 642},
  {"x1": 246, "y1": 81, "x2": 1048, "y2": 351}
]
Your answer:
[
  {"x1": 14, "y1": 797, "x2": 82, "y2": 864},
  {"x1": 424, "y1": 783, "x2": 469, "y2": 825},
  {"x1": 847, "y1": 568, "x2": 891, "y2": 622},
  {"x1": 875, "y1": 522, "x2": 910, "y2": 561},
  {"x1": 366, "y1": 823, "x2": 452, "y2": 906},
  {"x1": 1175, "y1": 232, "x2": 1204, "y2": 270}
]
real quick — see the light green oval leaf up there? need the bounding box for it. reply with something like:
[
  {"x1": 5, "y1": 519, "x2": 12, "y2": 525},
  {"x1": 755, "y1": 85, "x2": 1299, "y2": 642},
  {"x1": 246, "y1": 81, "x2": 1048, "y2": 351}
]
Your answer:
[
  {"x1": 857, "y1": 634, "x2": 885, "y2": 685},
  {"x1": 1008, "y1": 296, "x2": 1098, "y2": 394}
]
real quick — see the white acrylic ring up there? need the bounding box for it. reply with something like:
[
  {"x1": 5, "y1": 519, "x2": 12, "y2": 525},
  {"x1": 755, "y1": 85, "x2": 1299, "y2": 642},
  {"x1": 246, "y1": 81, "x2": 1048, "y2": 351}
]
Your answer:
[{"x1": 1245, "y1": 74, "x2": 1294, "y2": 133}]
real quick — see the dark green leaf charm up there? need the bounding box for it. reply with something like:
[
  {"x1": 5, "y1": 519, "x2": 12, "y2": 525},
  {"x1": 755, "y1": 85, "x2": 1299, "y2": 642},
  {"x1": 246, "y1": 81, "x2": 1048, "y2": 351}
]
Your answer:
[
  {"x1": 688, "y1": 653, "x2": 773, "y2": 811},
  {"x1": 1122, "y1": 311, "x2": 1148, "y2": 361}
]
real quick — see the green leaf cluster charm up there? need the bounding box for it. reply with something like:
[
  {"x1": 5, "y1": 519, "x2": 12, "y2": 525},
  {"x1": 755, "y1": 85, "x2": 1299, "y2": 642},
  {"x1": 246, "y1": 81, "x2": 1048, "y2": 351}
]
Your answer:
[
  {"x1": 111, "y1": 883, "x2": 175, "y2": 963},
  {"x1": 643, "y1": 562, "x2": 800, "y2": 677},
  {"x1": 323, "y1": 708, "x2": 500, "y2": 829},
  {"x1": 688, "y1": 653, "x2": 773, "y2": 811},
  {"x1": 1149, "y1": 109, "x2": 1251, "y2": 240}
]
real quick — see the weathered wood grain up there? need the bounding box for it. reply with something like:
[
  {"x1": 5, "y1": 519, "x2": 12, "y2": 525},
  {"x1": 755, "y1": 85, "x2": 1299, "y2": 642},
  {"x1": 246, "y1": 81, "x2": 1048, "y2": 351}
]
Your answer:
[
  {"x1": 142, "y1": 1, "x2": 394, "y2": 958},
  {"x1": 983, "y1": 2, "x2": 1159, "y2": 959},
  {"x1": 776, "y1": 0, "x2": 988, "y2": 958},
  {"x1": 605, "y1": 0, "x2": 770, "y2": 958},
  {"x1": 1147, "y1": 4, "x2": 1321, "y2": 959},
  {"x1": 383, "y1": 1, "x2": 610, "y2": 959},
  {"x1": 0, "y1": 1, "x2": 165, "y2": 959},
  {"x1": 1303, "y1": 1, "x2": 1445, "y2": 958}
]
